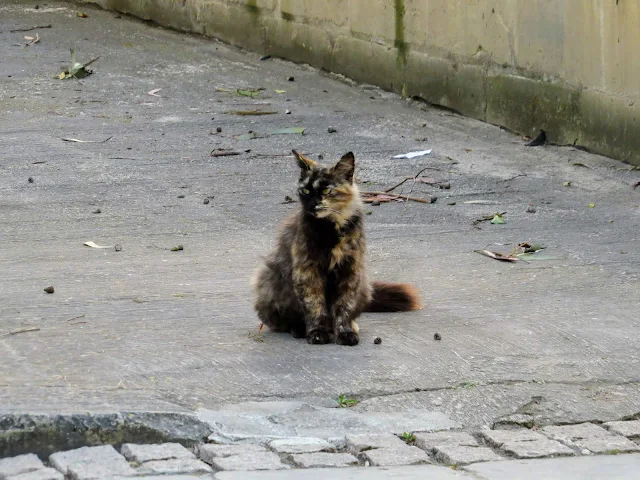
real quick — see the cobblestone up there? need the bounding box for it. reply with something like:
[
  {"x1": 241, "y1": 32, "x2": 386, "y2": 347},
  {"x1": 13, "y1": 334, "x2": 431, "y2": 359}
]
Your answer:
[
  {"x1": 542, "y1": 422, "x2": 640, "y2": 454},
  {"x1": 0, "y1": 454, "x2": 44, "y2": 479},
  {"x1": 480, "y1": 429, "x2": 574, "y2": 459},
  {"x1": 7, "y1": 469, "x2": 63, "y2": 480},
  {"x1": 197, "y1": 444, "x2": 267, "y2": 462},
  {"x1": 135, "y1": 458, "x2": 213, "y2": 475},
  {"x1": 269, "y1": 437, "x2": 335, "y2": 454},
  {"x1": 198, "y1": 444, "x2": 288, "y2": 471},
  {"x1": 358, "y1": 445, "x2": 431, "y2": 466},
  {"x1": 414, "y1": 431, "x2": 479, "y2": 450},
  {"x1": 49, "y1": 445, "x2": 135, "y2": 480},
  {"x1": 604, "y1": 420, "x2": 640, "y2": 439},
  {"x1": 345, "y1": 433, "x2": 407, "y2": 452},
  {"x1": 121, "y1": 442, "x2": 195, "y2": 463},
  {"x1": 433, "y1": 444, "x2": 503, "y2": 465},
  {"x1": 290, "y1": 452, "x2": 358, "y2": 468}
]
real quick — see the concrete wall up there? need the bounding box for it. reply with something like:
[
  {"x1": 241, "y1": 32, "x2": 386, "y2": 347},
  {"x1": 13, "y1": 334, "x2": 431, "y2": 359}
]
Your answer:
[{"x1": 88, "y1": 0, "x2": 640, "y2": 164}]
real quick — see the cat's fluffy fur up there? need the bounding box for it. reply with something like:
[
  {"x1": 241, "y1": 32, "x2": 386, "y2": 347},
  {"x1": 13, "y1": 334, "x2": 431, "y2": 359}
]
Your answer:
[{"x1": 252, "y1": 150, "x2": 421, "y2": 346}]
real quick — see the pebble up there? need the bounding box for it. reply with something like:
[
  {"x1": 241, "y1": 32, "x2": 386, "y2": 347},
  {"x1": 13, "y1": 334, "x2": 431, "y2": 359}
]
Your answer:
[
  {"x1": 373, "y1": 336, "x2": 382, "y2": 345},
  {"x1": 434, "y1": 333, "x2": 442, "y2": 341},
  {"x1": 28, "y1": 177, "x2": 34, "y2": 183},
  {"x1": 526, "y1": 205, "x2": 537, "y2": 213},
  {"x1": 44, "y1": 286, "x2": 54, "y2": 294},
  {"x1": 114, "y1": 244, "x2": 122, "y2": 252},
  {"x1": 177, "y1": 195, "x2": 185, "y2": 199},
  {"x1": 288, "y1": 76, "x2": 295, "y2": 82},
  {"x1": 93, "y1": 208, "x2": 101, "y2": 214},
  {"x1": 371, "y1": 201, "x2": 381, "y2": 206},
  {"x1": 204, "y1": 198, "x2": 210, "y2": 205},
  {"x1": 216, "y1": 127, "x2": 222, "y2": 133},
  {"x1": 328, "y1": 127, "x2": 337, "y2": 133}
]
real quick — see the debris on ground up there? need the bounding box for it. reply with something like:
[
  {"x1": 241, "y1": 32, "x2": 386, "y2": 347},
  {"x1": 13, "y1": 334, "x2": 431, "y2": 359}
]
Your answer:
[
  {"x1": 24, "y1": 34, "x2": 40, "y2": 46},
  {"x1": 224, "y1": 110, "x2": 278, "y2": 116},
  {"x1": 236, "y1": 88, "x2": 263, "y2": 97},
  {"x1": 211, "y1": 148, "x2": 250, "y2": 157},
  {"x1": 392, "y1": 149, "x2": 432, "y2": 159},
  {"x1": 328, "y1": 127, "x2": 337, "y2": 133},
  {"x1": 271, "y1": 127, "x2": 305, "y2": 135},
  {"x1": 57, "y1": 49, "x2": 100, "y2": 79},
  {"x1": 275, "y1": 89, "x2": 286, "y2": 94},
  {"x1": 28, "y1": 177, "x2": 34, "y2": 183},
  {"x1": 490, "y1": 213, "x2": 506, "y2": 224},
  {"x1": 475, "y1": 242, "x2": 548, "y2": 263},
  {"x1": 2, "y1": 327, "x2": 41, "y2": 337},
  {"x1": 10, "y1": 24, "x2": 51, "y2": 33},
  {"x1": 373, "y1": 336, "x2": 382, "y2": 345},
  {"x1": 588, "y1": 202, "x2": 596, "y2": 208},
  {"x1": 62, "y1": 136, "x2": 112, "y2": 143},
  {"x1": 76, "y1": 12, "x2": 89, "y2": 18},
  {"x1": 92, "y1": 208, "x2": 101, "y2": 214},
  {"x1": 84, "y1": 241, "x2": 113, "y2": 249},
  {"x1": 473, "y1": 212, "x2": 507, "y2": 227},
  {"x1": 171, "y1": 245, "x2": 184, "y2": 251},
  {"x1": 147, "y1": 88, "x2": 162, "y2": 97},
  {"x1": 633, "y1": 181, "x2": 639, "y2": 189},
  {"x1": 571, "y1": 162, "x2": 590, "y2": 168},
  {"x1": 474, "y1": 249, "x2": 519, "y2": 262},
  {"x1": 361, "y1": 192, "x2": 435, "y2": 204},
  {"x1": 285, "y1": 109, "x2": 291, "y2": 114},
  {"x1": 259, "y1": 54, "x2": 272, "y2": 61},
  {"x1": 526, "y1": 205, "x2": 537, "y2": 213},
  {"x1": 282, "y1": 196, "x2": 296, "y2": 204},
  {"x1": 464, "y1": 200, "x2": 498, "y2": 205},
  {"x1": 216, "y1": 127, "x2": 222, "y2": 133},
  {"x1": 288, "y1": 76, "x2": 295, "y2": 82},
  {"x1": 563, "y1": 181, "x2": 572, "y2": 187},
  {"x1": 434, "y1": 333, "x2": 442, "y2": 341},
  {"x1": 526, "y1": 130, "x2": 546, "y2": 146},
  {"x1": 43, "y1": 286, "x2": 55, "y2": 294},
  {"x1": 114, "y1": 244, "x2": 122, "y2": 252},
  {"x1": 203, "y1": 198, "x2": 210, "y2": 204},
  {"x1": 337, "y1": 394, "x2": 358, "y2": 407}
]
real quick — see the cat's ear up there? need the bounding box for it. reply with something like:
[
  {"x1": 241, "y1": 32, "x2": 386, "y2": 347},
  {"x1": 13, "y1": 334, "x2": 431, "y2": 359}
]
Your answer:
[
  {"x1": 332, "y1": 152, "x2": 355, "y2": 183},
  {"x1": 292, "y1": 150, "x2": 317, "y2": 171}
]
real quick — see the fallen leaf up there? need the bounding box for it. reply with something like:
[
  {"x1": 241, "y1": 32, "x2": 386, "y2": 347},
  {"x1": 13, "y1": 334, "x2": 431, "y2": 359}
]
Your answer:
[
  {"x1": 237, "y1": 88, "x2": 261, "y2": 97},
  {"x1": 84, "y1": 241, "x2": 113, "y2": 249},
  {"x1": 587, "y1": 202, "x2": 596, "y2": 208},
  {"x1": 215, "y1": 87, "x2": 232, "y2": 93},
  {"x1": 62, "y1": 136, "x2": 112, "y2": 143},
  {"x1": 236, "y1": 132, "x2": 261, "y2": 140},
  {"x1": 274, "y1": 89, "x2": 286, "y2": 94},
  {"x1": 147, "y1": 88, "x2": 162, "y2": 97},
  {"x1": 464, "y1": 148, "x2": 472, "y2": 153},
  {"x1": 171, "y1": 245, "x2": 184, "y2": 251},
  {"x1": 271, "y1": 127, "x2": 305, "y2": 135},
  {"x1": 76, "y1": 12, "x2": 88, "y2": 18},
  {"x1": 224, "y1": 110, "x2": 278, "y2": 116},
  {"x1": 393, "y1": 149, "x2": 432, "y2": 159},
  {"x1": 362, "y1": 194, "x2": 404, "y2": 204},
  {"x1": 24, "y1": 36, "x2": 34, "y2": 40},
  {"x1": 490, "y1": 213, "x2": 505, "y2": 224},
  {"x1": 563, "y1": 181, "x2": 571, "y2": 187},
  {"x1": 211, "y1": 148, "x2": 250, "y2": 157},
  {"x1": 518, "y1": 243, "x2": 545, "y2": 253},
  {"x1": 58, "y1": 49, "x2": 99, "y2": 79},
  {"x1": 474, "y1": 250, "x2": 518, "y2": 262}
]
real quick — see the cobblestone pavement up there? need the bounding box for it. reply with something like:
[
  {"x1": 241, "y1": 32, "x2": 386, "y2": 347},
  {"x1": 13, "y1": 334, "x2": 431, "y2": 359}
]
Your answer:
[{"x1": 1, "y1": 420, "x2": 639, "y2": 479}]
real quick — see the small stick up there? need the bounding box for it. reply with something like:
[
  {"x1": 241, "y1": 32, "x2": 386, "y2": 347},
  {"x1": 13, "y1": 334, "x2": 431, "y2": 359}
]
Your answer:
[
  {"x1": 361, "y1": 191, "x2": 434, "y2": 204},
  {"x1": 2, "y1": 327, "x2": 40, "y2": 337},
  {"x1": 385, "y1": 166, "x2": 431, "y2": 194},
  {"x1": 10, "y1": 24, "x2": 52, "y2": 32},
  {"x1": 67, "y1": 314, "x2": 85, "y2": 322}
]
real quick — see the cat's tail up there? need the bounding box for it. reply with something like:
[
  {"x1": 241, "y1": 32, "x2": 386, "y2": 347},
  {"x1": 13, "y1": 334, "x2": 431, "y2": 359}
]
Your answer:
[{"x1": 364, "y1": 281, "x2": 422, "y2": 312}]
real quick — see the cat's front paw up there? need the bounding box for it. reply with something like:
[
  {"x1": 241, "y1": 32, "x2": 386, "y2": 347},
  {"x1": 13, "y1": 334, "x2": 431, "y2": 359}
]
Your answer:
[
  {"x1": 307, "y1": 329, "x2": 330, "y2": 344},
  {"x1": 336, "y1": 332, "x2": 359, "y2": 346}
]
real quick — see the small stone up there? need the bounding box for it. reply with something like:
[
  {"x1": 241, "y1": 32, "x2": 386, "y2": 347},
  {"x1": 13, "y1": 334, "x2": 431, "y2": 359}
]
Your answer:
[
  {"x1": 526, "y1": 205, "x2": 537, "y2": 213},
  {"x1": 373, "y1": 336, "x2": 382, "y2": 345},
  {"x1": 359, "y1": 446, "x2": 430, "y2": 466},
  {"x1": 121, "y1": 443, "x2": 194, "y2": 463},
  {"x1": 177, "y1": 195, "x2": 185, "y2": 198},
  {"x1": 291, "y1": 452, "x2": 358, "y2": 468},
  {"x1": 44, "y1": 286, "x2": 54, "y2": 294},
  {"x1": 371, "y1": 201, "x2": 381, "y2": 206},
  {"x1": 114, "y1": 244, "x2": 122, "y2": 252},
  {"x1": 28, "y1": 177, "x2": 34, "y2": 183},
  {"x1": 216, "y1": 127, "x2": 222, "y2": 133},
  {"x1": 136, "y1": 458, "x2": 212, "y2": 475},
  {"x1": 0, "y1": 453, "x2": 44, "y2": 477},
  {"x1": 260, "y1": 55, "x2": 272, "y2": 61},
  {"x1": 318, "y1": 154, "x2": 323, "y2": 159},
  {"x1": 288, "y1": 76, "x2": 295, "y2": 82},
  {"x1": 434, "y1": 445, "x2": 503, "y2": 465},
  {"x1": 447, "y1": 202, "x2": 457, "y2": 206},
  {"x1": 603, "y1": 420, "x2": 640, "y2": 439},
  {"x1": 269, "y1": 437, "x2": 335, "y2": 454},
  {"x1": 328, "y1": 127, "x2": 337, "y2": 133},
  {"x1": 9, "y1": 468, "x2": 64, "y2": 480},
  {"x1": 438, "y1": 182, "x2": 451, "y2": 189},
  {"x1": 285, "y1": 109, "x2": 291, "y2": 114},
  {"x1": 203, "y1": 198, "x2": 210, "y2": 204},
  {"x1": 434, "y1": 333, "x2": 442, "y2": 341},
  {"x1": 93, "y1": 208, "x2": 101, "y2": 214}
]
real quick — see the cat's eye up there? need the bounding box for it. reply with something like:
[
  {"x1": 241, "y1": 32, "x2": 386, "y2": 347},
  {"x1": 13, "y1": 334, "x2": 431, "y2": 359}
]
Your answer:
[
  {"x1": 301, "y1": 188, "x2": 310, "y2": 195},
  {"x1": 322, "y1": 188, "x2": 332, "y2": 195}
]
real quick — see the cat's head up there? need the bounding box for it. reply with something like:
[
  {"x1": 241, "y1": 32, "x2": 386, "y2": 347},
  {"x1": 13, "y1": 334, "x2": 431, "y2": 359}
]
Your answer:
[{"x1": 292, "y1": 150, "x2": 361, "y2": 225}]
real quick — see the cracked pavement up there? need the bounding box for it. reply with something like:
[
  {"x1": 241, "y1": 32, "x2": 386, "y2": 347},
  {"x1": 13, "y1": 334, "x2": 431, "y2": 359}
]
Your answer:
[{"x1": 1, "y1": 0, "x2": 640, "y2": 439}]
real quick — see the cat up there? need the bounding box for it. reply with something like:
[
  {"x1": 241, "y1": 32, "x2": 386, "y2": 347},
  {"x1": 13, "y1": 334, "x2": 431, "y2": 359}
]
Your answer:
[{"x1": 252, "y1": 150, "x2": 422, "y2": 346}]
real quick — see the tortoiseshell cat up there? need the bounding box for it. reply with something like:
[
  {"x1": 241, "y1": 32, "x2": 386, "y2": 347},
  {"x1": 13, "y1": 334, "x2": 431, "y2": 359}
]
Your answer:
[{"x1": 252, "y1": 150, "x2": 421, "y2": 346}]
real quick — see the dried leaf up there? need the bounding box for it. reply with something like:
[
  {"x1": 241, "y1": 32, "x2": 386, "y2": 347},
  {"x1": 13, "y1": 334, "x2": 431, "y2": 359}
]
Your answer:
[
  {"x1": 270, "y1": 127, "x2": 305, "y2": 135},
  {"x1": 62, "y1": 136, "x2": 112, "y2": 143},
  {"x1": 215, "y1": 87, "x2": 232, "y2": 93},
  {"x1": 474, "y1": 250, "x2": 518, "y2": 262},
  {"x1": 211, "y1": 148, "x2": 249, "y2": 157},
  {"x1": 224, "y1": 110, "x2": 278, "y2": 116},
  {"x1": 393, "y1": 149, "x2": 432, "y2": 159},
  {"x1": 362, "y1": 194, "x2": 404, "y2": 204},
  {"x1": 490, "y1": 213, "x2": 505, "y2": 224},
  {"x1": 76, "y1": 12, "x2": 88, "y2": 18},
  {"x1": 274, "y1": 89, "x2": 286, "y2": 94},
  {"x1": 171, "y1": 245, "x2": 184, "y2": 252},
  {"x1": 147, "y1": 88, "x2": 162, "y2": 97},
  {"x1": 84, "y1": 241, "x2": 113, "y2": 249}
]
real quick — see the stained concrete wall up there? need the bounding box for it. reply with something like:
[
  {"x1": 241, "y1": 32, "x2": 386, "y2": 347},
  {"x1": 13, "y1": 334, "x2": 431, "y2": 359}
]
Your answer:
[{"x1": 87, "y1": 0, "x2": 640, "y2": 164}]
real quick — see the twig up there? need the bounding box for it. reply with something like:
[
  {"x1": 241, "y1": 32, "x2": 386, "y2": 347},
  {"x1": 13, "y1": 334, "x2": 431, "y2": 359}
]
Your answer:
[
  {"x1": 2, "y1": 327, "x2": 40, "y2": 337},
  {"x1": 66, "y1": 314, "x2": 85, "y2": 322},
  {"x1": 361, "y1": 191, "x2": 434, "y2": 204},
  {"x1": 498, "y1": 174, "x2": 527, "y2": 183},
  {"x1": 10, "y1": 24, "x2": 52, "y2": 32},
  {"x1": 385, "y1": 166, "x2": 430, "y2": 194}
]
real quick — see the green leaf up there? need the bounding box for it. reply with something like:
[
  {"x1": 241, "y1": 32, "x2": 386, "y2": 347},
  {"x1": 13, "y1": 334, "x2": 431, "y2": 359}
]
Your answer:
[
  {"x1": 274, "y1": 89, "x2": 286, "y2": 94},
  {"x1": 236, "y1": 132, "x2": 260, "y2": 140},
  {"x1": 237, "y1": 89, "x2": 261, "y2": 97},
  {"x1": 563, "y1": 181, "x2": 571, "y2": 187},
  {"x1": 271, "y1": 127, "x2": 305, "y2": 135},
  {"x1": 588, "y1": 202, "x2": 596, "y2": 208},
  {"x1": 490, "y1": 213, "x2": 505, "y2": 224}
]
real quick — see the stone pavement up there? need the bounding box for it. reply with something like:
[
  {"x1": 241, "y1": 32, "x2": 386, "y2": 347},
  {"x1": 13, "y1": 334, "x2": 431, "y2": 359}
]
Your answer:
[
  {"x1": 1, "y1": 1, "x2": 640, "y2": 477},
  {"x1": 2, "y1": 420, "x2": 640, "y2": 479}
]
